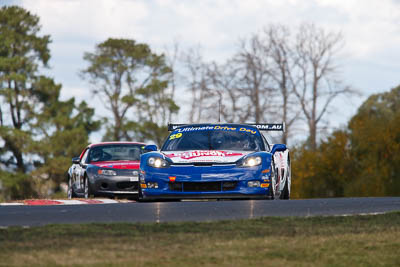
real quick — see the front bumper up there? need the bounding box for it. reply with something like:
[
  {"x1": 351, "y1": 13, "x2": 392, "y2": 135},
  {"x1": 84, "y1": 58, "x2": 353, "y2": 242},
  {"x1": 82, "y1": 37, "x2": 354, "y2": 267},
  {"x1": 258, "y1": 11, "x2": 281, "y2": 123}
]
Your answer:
[
  {"x1": 90, "y1": 174, "x2": 139, "y2": 196},
  {"x1": 140, "y1": 164, "x2": 271, "y2": 200}
]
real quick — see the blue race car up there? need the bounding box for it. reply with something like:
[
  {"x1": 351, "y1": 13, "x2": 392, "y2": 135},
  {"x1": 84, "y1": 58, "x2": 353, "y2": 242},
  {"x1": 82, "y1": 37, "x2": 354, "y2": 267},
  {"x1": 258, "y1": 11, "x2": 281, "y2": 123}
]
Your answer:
[{"x1": 139, "y1": 123, "x2": 291, "y2": 200}]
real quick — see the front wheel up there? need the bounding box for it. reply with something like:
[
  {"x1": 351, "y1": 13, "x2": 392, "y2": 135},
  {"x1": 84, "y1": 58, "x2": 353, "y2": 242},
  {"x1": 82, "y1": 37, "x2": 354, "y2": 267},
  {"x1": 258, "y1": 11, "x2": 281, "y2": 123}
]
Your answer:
[
  {"x1": 281, "y1": 179, "x2": 290, "y2": 199},
  {"x1": 84, "y1": 176, "x2": 92, "y2": 199},
  {"x1": 67, "y1": 176, "x2": 76, "y2": 199},
  {"x1": 280, "y1": 159, "x2": 291, "y2": 200},
  {"x1": 137, "y1": 186, "x2": 148, "y2": 202}
]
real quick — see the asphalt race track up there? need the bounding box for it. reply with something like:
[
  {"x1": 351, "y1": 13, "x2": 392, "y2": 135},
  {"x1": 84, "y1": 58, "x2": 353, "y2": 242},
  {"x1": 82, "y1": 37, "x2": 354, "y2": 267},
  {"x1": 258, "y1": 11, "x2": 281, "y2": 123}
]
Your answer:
[{"x1": 1, "y1": 197, "x2": 400, "y2": 227}]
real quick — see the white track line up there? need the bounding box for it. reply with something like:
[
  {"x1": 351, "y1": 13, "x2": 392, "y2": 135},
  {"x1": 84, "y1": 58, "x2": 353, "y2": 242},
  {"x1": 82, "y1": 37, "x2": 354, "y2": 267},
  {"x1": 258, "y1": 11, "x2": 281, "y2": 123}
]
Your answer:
[
  {"x1": 94, "y1": 199, "x2": 120, "y2": 204},
  {"x1": 55, "y1": 200, "x2": 90, "y2": 205},
  {"x1": 0, "y1": 203, "x2": 24, "y2": 206},
  {"x1": 0, "y1": 199, "x2": 135, "y2": 206}
]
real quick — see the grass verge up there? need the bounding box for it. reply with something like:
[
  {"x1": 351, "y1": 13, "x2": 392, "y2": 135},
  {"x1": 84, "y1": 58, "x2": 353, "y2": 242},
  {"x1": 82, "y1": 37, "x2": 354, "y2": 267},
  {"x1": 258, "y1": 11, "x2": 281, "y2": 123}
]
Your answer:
[{"x1": 1, "y1": 212, "x2": 400, "y2": 266}]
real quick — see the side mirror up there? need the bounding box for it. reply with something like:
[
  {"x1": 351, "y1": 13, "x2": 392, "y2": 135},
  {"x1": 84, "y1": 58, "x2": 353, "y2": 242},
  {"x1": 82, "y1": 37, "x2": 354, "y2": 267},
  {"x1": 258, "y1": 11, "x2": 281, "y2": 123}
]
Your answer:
[
  {"x1": 144, "y1": 144, "x2": 157, "y2": 152},
  {"x1": 72, "y1": 157, "x2": 80, "y2": 164},
  {"x1": 271, "y1": 144, "x2": 287, "y2": 154}
]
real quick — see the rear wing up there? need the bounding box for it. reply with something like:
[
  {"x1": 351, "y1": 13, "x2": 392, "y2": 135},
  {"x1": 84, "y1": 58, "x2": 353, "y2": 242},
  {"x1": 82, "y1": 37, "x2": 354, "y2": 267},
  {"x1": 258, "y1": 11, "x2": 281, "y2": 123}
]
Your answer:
[
  {"x1": 168, "y1": 124, "x2": 187, "y2": 131},
  {"x1": 167, "y1": 123, "x2": 285, "y2": 132},
  {"x1": 250, "y1": 123, "x2": 285, "y2": 132}
]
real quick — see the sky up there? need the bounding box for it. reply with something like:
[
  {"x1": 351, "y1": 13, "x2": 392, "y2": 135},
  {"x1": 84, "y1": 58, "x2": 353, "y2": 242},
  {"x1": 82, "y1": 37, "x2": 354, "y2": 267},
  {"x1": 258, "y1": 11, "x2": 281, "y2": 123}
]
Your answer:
[{"x1": 2, "y1": 0, "x2": 400, "y2": 143}]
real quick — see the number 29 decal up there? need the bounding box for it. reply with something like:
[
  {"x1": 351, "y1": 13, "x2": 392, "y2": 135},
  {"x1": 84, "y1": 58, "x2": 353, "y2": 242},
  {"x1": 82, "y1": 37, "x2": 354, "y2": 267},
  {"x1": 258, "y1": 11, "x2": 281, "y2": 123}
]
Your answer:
[{"x1": 169, "y1": 133, "x2": 183, "y2": 140}]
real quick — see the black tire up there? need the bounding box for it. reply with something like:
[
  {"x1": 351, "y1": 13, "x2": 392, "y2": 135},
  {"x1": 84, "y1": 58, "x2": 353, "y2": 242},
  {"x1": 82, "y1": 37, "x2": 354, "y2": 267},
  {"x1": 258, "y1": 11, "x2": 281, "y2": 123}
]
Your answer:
[
  {"x1": 67, "y1": 176, "x2": 77, "y2": 199},
  {"x1": 269, "y1": 160, "x2": 276, "y2": 200},
  {"x1": 136, "y1": 184, "x2": 145, "y2": 202},
  {"x1": 137, "y1": 188, "x2": 151, "y2": 202},
  {"x1": 84, "y1": 175, "x2": 92, "y2": 199},
  {"x1": 136, "y1": 186, "x2": 159, "y2": 202},
  {"x1": 281, "y1": 178, "x2": 290, "y2": 200},
  {"x1": 280, "y1": 158, "x2": 290, "y2": 200}
]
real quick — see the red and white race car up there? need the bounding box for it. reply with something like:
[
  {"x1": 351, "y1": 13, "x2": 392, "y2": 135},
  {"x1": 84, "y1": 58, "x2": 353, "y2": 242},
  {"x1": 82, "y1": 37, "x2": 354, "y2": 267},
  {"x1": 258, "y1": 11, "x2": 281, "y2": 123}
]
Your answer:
[{"x1": 67, "y1": 142, "x2": 147, "y2": 199}]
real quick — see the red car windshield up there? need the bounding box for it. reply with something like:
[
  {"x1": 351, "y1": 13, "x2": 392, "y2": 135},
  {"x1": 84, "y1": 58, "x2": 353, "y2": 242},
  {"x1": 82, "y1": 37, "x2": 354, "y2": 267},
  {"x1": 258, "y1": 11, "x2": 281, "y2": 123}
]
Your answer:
[{"x1": 88, "y1": 144, "x2": 145, "y2": 163}]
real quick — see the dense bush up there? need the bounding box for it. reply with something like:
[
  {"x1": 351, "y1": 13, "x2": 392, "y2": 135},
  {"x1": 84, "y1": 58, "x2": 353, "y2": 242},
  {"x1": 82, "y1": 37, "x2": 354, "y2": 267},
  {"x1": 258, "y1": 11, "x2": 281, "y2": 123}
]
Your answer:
[{"x1": 0, "y1": 171, "x2": 38, "y2": 201}]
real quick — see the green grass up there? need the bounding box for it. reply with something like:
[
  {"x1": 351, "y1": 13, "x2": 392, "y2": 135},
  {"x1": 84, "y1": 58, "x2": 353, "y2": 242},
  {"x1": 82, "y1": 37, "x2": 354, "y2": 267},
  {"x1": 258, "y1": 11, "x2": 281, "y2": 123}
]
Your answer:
[{"x1": 1, "y1": 212, "x2": 400, "y2": 266}]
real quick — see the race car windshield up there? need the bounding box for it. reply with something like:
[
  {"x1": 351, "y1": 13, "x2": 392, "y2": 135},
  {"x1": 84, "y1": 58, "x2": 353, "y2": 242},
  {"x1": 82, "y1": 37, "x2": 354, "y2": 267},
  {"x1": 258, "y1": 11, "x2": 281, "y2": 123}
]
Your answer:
[
  {"x1": 88, "y1": 144, "x2": 144, "y2": 163},
  {"x1": 162, "y1": 127, "x2": 264, "y2": 151}
]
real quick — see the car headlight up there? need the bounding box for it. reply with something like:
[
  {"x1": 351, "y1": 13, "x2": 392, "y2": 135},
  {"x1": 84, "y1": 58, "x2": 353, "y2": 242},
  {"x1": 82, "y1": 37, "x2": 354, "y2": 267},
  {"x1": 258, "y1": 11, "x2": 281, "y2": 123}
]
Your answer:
[
  {"x1": 248, "y1": 181, "x2": 261, "y2": 187},
  {"x1": 148, "y1": 157, "x2": 169, "y2": 168},
  {"x1": 98, "y1": 169, "x2": 117, "y2": 176},
  {"x1": 242, "y1": 156, "x2": 262, "y2": 167}
]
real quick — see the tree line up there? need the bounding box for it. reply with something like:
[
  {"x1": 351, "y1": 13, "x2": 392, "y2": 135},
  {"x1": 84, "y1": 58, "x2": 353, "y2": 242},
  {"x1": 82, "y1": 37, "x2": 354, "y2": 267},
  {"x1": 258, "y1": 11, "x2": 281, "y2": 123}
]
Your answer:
[
  {"x1": 292, "y1": 85, "x2": 400, "y2": 198},
  {"x1": 0, "y1": 6, "x2": 399, "y2": 200}
]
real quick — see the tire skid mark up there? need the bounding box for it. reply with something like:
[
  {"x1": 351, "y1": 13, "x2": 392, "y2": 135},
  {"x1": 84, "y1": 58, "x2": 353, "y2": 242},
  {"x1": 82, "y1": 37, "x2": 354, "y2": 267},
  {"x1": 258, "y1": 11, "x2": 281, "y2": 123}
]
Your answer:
[{"x1": 77, "y1": 199, "x2": 105, "y2": 204}]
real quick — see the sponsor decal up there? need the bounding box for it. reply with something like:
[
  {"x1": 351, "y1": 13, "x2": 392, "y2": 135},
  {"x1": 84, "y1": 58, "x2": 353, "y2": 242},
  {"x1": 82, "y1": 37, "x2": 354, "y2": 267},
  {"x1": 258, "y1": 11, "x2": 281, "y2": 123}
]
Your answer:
[
  {"x1": 173, "y1": 125, "x2": 258, "y2": 135},
  {"x1": 94, "y1": 162, "x2": 140, "y2": 169},
  {"x1": 169, "y1": 123, "x2": 284, "y2": 132},
  {"x1": 255, "y1": 124, "x2": 284, "y2": 131},
  {"x1": 169, "y1": 132, "x2": 183, "y2": 140},
  {"x1": 175, "y1": 125, "x2": 215, "y2": 133},
  {"x1": 165, "y1": 150, "x2": 243, "y2": 160},
  {"x1": 239, "y1": 127, "x2": 257, "y2": 134}
]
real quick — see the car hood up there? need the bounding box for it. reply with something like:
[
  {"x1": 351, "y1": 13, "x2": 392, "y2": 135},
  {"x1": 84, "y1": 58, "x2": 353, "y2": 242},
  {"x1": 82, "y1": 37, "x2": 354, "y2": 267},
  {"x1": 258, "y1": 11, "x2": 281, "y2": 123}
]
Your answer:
[
  {"x1": 163, "y1": 150, "x2": 251, "y2": 164},
  {"x1": 91, "y1": 161, "x2": 140, "y2": 169}
]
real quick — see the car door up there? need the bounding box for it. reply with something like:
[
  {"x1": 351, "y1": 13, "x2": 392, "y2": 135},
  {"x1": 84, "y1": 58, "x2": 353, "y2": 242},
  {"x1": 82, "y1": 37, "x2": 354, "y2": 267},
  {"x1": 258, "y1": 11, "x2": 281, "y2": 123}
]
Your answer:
[{"x1": 74, "y1": 148, "x2": 89, "y2": 193}]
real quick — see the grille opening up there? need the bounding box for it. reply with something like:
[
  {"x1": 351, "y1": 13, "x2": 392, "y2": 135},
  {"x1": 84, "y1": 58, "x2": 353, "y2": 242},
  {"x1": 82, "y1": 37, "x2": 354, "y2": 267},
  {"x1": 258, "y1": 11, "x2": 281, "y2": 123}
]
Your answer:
[
  {"x1": 116, "y1": 181, "x2": 138, "y2": 190},
  {"x1": 101, "y1": 183, "x2": 108, "y2": 189},
  {"x1": 183, "y1": 182, "x2": 220, "y2": 192},
  {"x1": 222, "y1": 181, "x2": 238, "y2": 191},
  {"x1": 169, "y1": 181, "x2": 238, "y2": 192},
  {"x1": 193, "y1": 162, "x2": 214, "y2": 166},
  {"x1": 169, "y1": 182, "x2": 183, "y2": 191}
]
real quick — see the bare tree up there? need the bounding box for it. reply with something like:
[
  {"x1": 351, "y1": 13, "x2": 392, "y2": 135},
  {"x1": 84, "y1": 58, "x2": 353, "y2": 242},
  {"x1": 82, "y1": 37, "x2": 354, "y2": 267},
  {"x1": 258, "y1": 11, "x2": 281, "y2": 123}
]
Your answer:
[
  {"x1": 178, "y1": 23, "x2": 352, "y2": 148},
  {"x1": 163, "y1": 41, "x2": 181, "y2": 122},
  {"x1": 292, "y1": 23, "x2": 352, "y2": 150},
  {"x1": 206, "y1": 61, "x2": 248, "y2": 123},
  {"x1": 234, "y1": 35, "x2": 276, "y2": 123},
  {"x1": 181, "y1": 38, "x2": 277, "y2": 125},
  {"x1": 181, "y1": 47, "x2": 215, "y2": 123},
  {"x1": 180, "y1": 33, "x2": 296, "y2": 137},
  {"x1": 261, "y1": 25, "x2": 301, "y2": 144},
  {"x1": 181, "y1": 47, "x2": 258, "y2": 124}
]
